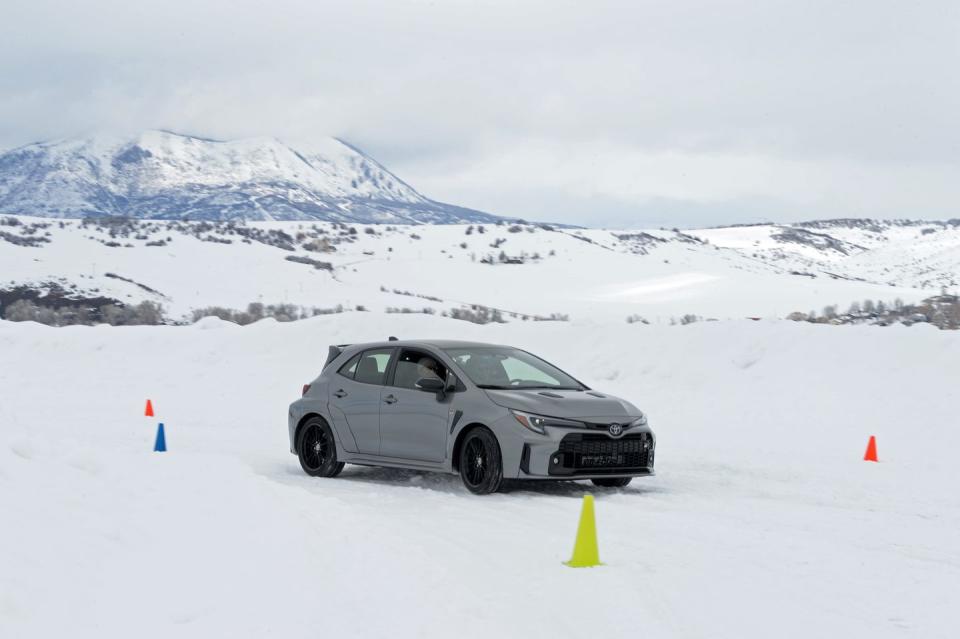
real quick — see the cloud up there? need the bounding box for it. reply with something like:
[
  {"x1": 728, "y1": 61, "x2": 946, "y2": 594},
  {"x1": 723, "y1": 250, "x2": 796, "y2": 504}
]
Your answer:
[{"x1": 1, "y1": 0, "x2": 958, "y2": 226}]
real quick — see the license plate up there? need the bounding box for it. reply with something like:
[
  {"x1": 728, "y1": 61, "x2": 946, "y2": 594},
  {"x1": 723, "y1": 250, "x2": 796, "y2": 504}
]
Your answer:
[{"x1": 581, "y1": 454, "x2": 623, "y2": 467}]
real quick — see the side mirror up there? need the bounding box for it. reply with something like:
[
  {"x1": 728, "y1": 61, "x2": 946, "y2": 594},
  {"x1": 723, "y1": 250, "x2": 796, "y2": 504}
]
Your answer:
[{"x1": 415, "y1": 377, "x2": 445, "y2": 394}]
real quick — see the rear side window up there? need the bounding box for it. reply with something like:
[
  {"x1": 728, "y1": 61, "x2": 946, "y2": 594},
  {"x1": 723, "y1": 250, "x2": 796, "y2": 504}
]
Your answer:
[
  {"x1": 353, "y1": 348, "x2": 394, "y2": 385},
  {"x1": 337, "y1": 353, "x2": 362, "y2": 379}
]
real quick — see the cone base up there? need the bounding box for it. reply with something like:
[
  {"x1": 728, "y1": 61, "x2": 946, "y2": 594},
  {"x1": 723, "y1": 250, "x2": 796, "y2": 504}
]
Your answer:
[{"x1": 564, "y1": 560, "x2": 603, "y2": 568}]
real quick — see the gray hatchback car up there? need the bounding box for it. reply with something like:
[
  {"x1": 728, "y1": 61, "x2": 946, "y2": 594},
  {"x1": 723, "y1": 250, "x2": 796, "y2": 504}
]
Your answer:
[{"x1": 288, "y1": 339, "x2": 655, "y2": 494}]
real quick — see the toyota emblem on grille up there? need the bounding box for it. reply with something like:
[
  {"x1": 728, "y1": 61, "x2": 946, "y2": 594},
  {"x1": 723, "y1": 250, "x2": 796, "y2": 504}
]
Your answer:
[{"x1": 608, "y1": 423, "x2": 623, "y2": 436}]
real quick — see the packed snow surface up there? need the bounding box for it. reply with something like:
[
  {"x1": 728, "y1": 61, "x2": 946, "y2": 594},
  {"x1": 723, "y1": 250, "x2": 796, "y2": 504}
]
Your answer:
[{"x1": 1, "y1": 313, "x2": 957, "y2": 638}]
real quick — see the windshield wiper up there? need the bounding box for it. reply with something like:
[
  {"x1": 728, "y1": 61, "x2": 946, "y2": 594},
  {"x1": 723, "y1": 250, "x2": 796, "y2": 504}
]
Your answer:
[
  {"x1": 477, "y1": 384, "x2": 584, "y2": 391},
  {"x1": 514, "y1": 385, "x2": 583, "y2": 391}
]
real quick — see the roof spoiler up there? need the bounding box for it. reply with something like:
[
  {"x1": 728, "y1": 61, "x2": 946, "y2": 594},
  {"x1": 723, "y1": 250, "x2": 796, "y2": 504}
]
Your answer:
[{"x1": 323, "y1": 344, "x2": 350, "y2": 369}]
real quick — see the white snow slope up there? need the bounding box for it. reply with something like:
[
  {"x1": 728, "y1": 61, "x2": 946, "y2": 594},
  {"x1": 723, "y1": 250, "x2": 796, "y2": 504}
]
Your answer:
[
  {"x1": 0, "y1": 216, "x2": 947, "y2": 321},
  {"x1": 1, "y1": 313, "x2": 958, "y2": 638}
]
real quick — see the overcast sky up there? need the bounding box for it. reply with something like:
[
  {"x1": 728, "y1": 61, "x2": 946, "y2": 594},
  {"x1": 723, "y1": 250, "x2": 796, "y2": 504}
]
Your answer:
[{"x1": 2, "y1": 0, "x2": 958, "y2": 227}]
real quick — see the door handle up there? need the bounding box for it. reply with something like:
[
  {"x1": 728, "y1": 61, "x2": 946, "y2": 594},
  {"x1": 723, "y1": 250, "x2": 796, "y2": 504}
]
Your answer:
[
  {"x1": 333, "y1": 389, "x2": 348, "y2": 398},
  {"x1": 383, "y1": 394, "x2": 398, "y2": 404}
]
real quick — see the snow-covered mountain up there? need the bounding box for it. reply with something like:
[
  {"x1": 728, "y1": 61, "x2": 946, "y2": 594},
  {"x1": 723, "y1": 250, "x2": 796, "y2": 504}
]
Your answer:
[{"x1": 0, "y1": 131, "x2": 505, "y2": 224}]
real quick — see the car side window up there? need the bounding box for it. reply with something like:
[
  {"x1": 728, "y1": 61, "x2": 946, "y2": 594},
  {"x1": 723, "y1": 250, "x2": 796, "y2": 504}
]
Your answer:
[
  {"x1": 353, "y1": 348, "x2": 394, "y2": 385},
  {"x1": 392, "y1": 349, "x2": 449, "y2": 390},
  {"x1": 337, "y1": 353, "x2": 361, "y2": 380}
]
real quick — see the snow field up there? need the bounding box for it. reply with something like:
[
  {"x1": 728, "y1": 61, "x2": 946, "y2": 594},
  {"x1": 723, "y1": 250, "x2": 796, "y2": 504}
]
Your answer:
[{"x1": 1, "y1": 313, "x2": 958, "y2": 638}]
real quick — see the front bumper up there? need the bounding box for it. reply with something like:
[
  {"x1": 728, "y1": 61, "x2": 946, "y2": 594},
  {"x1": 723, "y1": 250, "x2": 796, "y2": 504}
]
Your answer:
[{"x1": 518, "y1": 427, "x2": 656, "y2": 479}]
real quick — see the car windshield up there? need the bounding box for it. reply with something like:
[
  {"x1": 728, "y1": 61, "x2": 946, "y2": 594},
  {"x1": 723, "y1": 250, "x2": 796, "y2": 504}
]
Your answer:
[{"x1": 444, "y1": 347, "x2": 585, "y2": 390}]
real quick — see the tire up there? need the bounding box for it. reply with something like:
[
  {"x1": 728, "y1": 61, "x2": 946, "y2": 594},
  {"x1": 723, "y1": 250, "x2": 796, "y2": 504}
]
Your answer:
[
  {"x1": 296, "y1": 417, "x2": 345, "y2": 478},
  {"x1": 458, "y1": 428, "x2": 503, "y2": 495},
  {"x1": 591, "y1": 477, "x2": 632, "y2": 488}
]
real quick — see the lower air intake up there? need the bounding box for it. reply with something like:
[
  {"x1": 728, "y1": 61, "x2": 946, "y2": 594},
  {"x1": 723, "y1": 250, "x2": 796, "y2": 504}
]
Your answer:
[{"x1": 549, "y1": 433, "x2": 654, "y2": 475}]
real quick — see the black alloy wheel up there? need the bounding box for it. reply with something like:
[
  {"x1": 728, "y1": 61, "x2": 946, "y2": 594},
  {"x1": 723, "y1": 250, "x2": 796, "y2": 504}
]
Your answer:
[
  {"x1": 297, "y1": 417, "x2": 345, "y2": 478},
  {"x1": 459, "y1": 428, "x2": 503, "y2": 495}
]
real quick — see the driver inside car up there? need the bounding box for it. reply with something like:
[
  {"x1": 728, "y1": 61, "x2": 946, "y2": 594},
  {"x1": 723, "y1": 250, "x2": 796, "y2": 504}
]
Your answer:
[
  {"x1": 463, "y1": 354, "x2": 511, "y2": 387},
  {"x1": 417, "y1": 356, "x2": 442, "y2": 382}
]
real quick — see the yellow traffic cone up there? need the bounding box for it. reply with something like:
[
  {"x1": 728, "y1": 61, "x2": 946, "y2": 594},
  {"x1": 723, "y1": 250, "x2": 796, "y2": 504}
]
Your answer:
[{"x1": 564, "y1": 494, "x2": 602, "y2": 567}]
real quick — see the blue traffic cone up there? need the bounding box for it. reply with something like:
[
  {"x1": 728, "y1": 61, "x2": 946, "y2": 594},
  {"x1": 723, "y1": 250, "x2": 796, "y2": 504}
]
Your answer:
[{"x1": 154, "y1": 423, "x2": 166, "y2": 452}]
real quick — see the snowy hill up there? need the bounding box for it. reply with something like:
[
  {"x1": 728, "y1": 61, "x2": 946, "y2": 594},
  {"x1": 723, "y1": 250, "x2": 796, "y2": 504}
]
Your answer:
[
  {"x1": 689, "y1": 218, "x2": 960, "y2": 291},
  {"x1": 4, "y1": 214, "x2": 959, "y2": 324},
  {"x1": 0, "y1": 217, "x2": 960, "y2": 323},
  {"x1": 1, "y1": 314, "x2": 957, "y2": 638},
  {"x1": 0, "y1": 131, "x2": 505, "y2": 224}
]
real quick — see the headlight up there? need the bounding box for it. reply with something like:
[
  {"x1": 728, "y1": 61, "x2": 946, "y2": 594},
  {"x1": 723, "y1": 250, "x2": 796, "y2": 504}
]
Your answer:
[
  {"x1": 510, "y1": 410, "x2": 583, "y2": 435},
  {"x1": 631, "y1": 413, "x2": 648, "y2": 427}
]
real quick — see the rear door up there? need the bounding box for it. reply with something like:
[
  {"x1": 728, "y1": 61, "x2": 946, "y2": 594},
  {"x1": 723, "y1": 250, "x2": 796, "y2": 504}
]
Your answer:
[
  {"x1": 379, "y1": 348, "x2": 454, "y2": 462},
  {"x1": 327, "y1": 348, "x2": 395, "y2": 455}
]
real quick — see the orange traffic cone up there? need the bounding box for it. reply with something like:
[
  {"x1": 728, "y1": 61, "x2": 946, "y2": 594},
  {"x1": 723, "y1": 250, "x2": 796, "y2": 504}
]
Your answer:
[
  {"x1": 863, "y1": 435, "x2": 878, "y2": 462},
  {"x1": 145, "y1": 399, "x2": 154, "y2": 417}
]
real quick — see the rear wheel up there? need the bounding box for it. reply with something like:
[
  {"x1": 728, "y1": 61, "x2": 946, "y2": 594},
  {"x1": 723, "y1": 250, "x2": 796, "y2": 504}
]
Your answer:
[
  {"x1": 459, "y1": 428, "x2": 503, "y2": 495},
  {"x1": 297, "y1": 417, "x2": 345, "y2": 478},
  {"x1": 591, "y1": 477, "x2": 632, "y2": 488}
]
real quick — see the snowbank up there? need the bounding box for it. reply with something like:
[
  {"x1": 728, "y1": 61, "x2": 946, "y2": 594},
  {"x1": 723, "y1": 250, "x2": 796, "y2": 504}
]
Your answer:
[{"x1": 1, "y1": 314, "x2": 957, "y2": 638}]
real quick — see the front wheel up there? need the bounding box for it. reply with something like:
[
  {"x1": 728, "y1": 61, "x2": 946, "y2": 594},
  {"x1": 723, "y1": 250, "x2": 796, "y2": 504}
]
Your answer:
[
  {"x1": 591, "y1": 477, "x2": 632, "y2": 488},
  {"x1": 297, "y1": 417, "x2": 345, "y2": 478},
  {"x1": 459, "y1": 428, "x2": 503, "y2": 495}
]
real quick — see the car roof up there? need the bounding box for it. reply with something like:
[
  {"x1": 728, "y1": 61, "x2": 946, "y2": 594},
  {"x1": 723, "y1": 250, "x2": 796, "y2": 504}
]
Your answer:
[{"x1": 343, "y1": 339, "x2": 513, "y2": 351}]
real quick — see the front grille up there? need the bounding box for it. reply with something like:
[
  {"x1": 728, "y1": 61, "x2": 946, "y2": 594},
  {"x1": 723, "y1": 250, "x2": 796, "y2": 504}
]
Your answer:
[{"x1": 550, "y1": 433, "x2": 653, "y2": 475}]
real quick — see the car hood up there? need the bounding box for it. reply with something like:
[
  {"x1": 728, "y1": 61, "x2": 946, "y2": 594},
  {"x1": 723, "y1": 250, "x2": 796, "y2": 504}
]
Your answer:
[{"x1": 482, "y1": 388, "x2": 642, "y2": 422}]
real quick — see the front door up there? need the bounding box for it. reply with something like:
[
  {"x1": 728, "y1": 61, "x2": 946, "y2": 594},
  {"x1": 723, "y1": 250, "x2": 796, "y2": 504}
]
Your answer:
[{"x1": 379, "y1": 349, "x2": 454, "y2": 462}]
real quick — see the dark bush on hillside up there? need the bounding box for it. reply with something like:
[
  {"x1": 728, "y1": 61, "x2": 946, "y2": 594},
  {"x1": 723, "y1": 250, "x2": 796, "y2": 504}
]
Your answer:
[
  {"x1": 0, "y1": 230, "x2": 51, "y2": 247},
  {"x1": 285, "y1": 255, "x2": 333, "y2": 270},
  {"x1": 190, "y1": 302, "x2": 348, "y2": 325},
  {"x1": 445, "y1": 305, "x2": 505, "y2": 324},
  {"x1": 385, "y1": 307, "x2": 436, "y2": 315},
  {"x1": 2, "y1": 299, "x2": 164, "y2": 326}
]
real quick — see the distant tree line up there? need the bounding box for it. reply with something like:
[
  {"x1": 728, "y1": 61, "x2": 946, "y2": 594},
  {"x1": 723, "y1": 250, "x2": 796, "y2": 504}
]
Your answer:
[
  {"x1": 789, "y1": 291, "x2": 960, "y2": 329},
  {"x1": 190, "y1": 303, "x2": 352, "y2": 325},
  {"x1": 2, "y1": 298, "x2": 164, "y2": 326}
]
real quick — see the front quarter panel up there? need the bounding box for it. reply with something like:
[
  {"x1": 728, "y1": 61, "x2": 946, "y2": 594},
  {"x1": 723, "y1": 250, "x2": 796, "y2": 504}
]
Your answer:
[
  {"x1": 445, "y1": 391, "x2": 517, "y2": 473},
  {"x1": 486, "y1": 412, "x2": 529, "y2": 479}
]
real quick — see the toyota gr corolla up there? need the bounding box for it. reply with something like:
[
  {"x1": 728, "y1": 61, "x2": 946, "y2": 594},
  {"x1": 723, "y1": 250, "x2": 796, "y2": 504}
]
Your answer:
[{"x1": 288, "y1": 339, "x2": 655, "y2": 494}]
